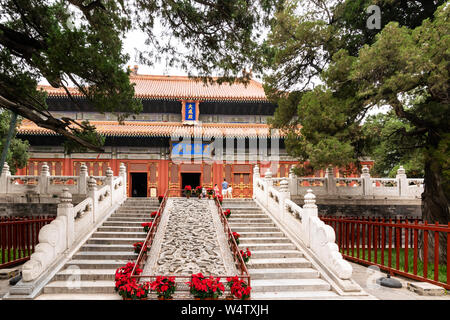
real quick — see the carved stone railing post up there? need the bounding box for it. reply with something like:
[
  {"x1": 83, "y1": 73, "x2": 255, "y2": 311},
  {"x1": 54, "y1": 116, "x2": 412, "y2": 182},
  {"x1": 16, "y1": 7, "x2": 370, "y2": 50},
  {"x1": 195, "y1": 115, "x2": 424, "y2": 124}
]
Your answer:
[
  {"x1": 325, "y1": 166, "x2": 336, "y2": 195},
  {"x1": 0, "y1": 162, "x2": 11, "y2": 193},
  {"x1": 119, "y1": 163, "x2": 127, "y2": 197},
  {"x1": 57, "y1": 188, "x2": 74, "y2": 248},
  {"x1": 396, "y1": 166, "x2": 408, "y2": 197},
  {"x1": 79, "y1": 163, "x2": 88, "y2": 194},
  {"x1": 361, "y1": 165, "x2": 372, "y2": 196},
  {"x1": 279, "y1": 179, "x2": 290, "y2": 218},
  {"x1": 303, "y1": 189, "x2": 318, "y2": 247},
  {"x1": 288, "y1": 167, "x2": 297, "y2": 195},
  {"x1": 88, "y1": 176, "x2": 98, "y2": 223},
  {"x1": 253, "y1": 165, "x2": 260, "y2": 198},
  {"x1": 39, "y1": 162, "x2": 50, "y2": 195},
  {"x1": 105, "y1": 167, "x2": 113, "y2": 206},
  {"x1": 265, "y1": 168, "x2": 273, "y2": 188}
]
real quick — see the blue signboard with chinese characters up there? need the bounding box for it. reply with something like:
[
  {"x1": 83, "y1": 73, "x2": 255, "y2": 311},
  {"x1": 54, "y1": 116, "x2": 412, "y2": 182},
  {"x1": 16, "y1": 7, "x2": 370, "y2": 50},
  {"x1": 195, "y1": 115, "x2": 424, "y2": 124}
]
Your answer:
[
  {"x1": 185, "y1": 102, "x2": 196, "y2": 121},
  {"x1": 171, "y1": 142, "x2": 211, "y2": 157}
]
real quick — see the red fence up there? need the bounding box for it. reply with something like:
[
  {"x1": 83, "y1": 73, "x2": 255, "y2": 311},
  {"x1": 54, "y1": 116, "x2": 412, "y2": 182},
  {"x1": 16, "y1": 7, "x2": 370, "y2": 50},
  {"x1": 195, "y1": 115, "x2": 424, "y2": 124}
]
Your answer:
[
  {"x1": 319, "y1": 216, "x2": 450, "y2": 289},
  {"x1": 0, "y1": 216, "x2": 55, "y2": 268}
]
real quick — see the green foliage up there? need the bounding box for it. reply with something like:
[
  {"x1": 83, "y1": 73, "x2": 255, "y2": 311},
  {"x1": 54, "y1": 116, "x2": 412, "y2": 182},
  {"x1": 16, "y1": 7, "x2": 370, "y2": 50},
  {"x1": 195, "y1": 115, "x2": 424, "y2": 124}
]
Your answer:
[
  {"x1": 63, "y1": 121, "x2": 105, "y2": 154},
  {"x1": 0, "y1": 110, "x2": 29, "y2": 174}
]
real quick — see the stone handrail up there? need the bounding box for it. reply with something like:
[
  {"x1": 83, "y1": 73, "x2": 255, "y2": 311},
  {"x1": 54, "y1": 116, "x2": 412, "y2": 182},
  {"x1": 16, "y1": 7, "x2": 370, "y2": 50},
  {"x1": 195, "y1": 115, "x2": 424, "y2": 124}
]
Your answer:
[
  {"x1": 0, "y1": 162, "x2": 89, "y2": 196},
  {"x1": 271, "y1": 165, "x2": 424, "y2": 199},
  {"x1": 20, "y1": 163, "x2": 128, "y2": 282},
  {"x1": 252, "y1": 165, "x2": 352, "y2": 280}
]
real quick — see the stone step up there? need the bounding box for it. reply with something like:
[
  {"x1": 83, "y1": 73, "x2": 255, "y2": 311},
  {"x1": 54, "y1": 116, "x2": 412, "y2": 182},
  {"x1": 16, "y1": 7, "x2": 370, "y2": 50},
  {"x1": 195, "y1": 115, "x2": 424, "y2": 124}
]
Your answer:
[
  {"x1": 247, "y1": 257, "x2": 312, "y2": 269},
  {"x1": 235, "y1": 231, "x2": 285, "y2": 238},
  {"x1": 112, "y1": 212, "x2": 155, "y2": 217},
  {"x1": 250, "y1": 278, "x2": 331, "y2": 292},
  {"x1": 227, "y1": 218, "x2": 273, "y2": 223},
  {"x1": 227, "y1": 214, "x2": 266, "y2": 219},
  {"x1": 119, "y1": 206, "x2": 159, "y2": 210},
  {"x1": 91, "y1": 231, "x2": 147, "y2": 239},
  {"x1": 86, "y1": 237, "x2": 146, "y2": 245},
  {"x1": 53, "y1": 269, "x2": 117, "y2": 281},
  {"x1": 43, "y1": 280, "x2": 116, "y2": 294},
  {"x1": 249, "y1": 268, "x2": 319, "y2": 280},
  {"x1": 242, "y1": 243, "x2": 297, "y2": 251},
  {"x1": 250, "y1": 291, "x2": 339, "y2": 300},
  {"x1": 106, "y1": 217, "x2": 152, "y2": 222},
  {"x1": 35, "y1": 293, "x2": 122, "y2": 300},
  {"x1": 239, "y1": 237, "x2": 292, "y2": 244},
  {"x1": 249, "y1": 249, "x2": 303, "y2": 259},
  {"x1": 102, "y1": 221, "x2": 148, "y2": 227},
  {"x1": 228, "y1": 222, "x2": 275, "y2": 228},
  {"x1": 97, "y1": 226, "x2": 144, "y2": 233},
  {"x1": 229, "y1": 227, "x2": 280, "y2": 232},
  {"x1": 79, "y1": 244, "x2": 135, "y2": 252},
  {"x1": 65, "y1": 259, "x2": 132, "y2": 269},
  {"x1": 73, "y1": 251, "x2": 136, "y2": 260}
]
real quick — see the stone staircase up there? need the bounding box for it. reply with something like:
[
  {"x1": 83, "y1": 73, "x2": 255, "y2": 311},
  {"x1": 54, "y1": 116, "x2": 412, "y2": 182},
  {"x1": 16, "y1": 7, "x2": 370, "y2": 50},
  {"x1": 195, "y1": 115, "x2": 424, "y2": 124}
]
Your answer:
[
  {"x1": 223, "y1": 198, "x2": 340, "y2": 300},
  {"x1": 35, "y1": 198, "x2": 160, "y2": 299}
]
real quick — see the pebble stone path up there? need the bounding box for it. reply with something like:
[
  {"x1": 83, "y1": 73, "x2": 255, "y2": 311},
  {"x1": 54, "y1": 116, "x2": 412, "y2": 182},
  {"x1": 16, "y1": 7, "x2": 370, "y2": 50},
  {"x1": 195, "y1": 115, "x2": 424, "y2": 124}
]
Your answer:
[{"x1": 143, "y1": 198, "x2": 238, "y2": 276}]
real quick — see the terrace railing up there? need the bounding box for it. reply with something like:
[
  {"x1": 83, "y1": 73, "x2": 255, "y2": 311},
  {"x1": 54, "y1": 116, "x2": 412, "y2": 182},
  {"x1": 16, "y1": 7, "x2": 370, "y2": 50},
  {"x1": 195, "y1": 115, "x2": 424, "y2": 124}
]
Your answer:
[
  {"x1": 0, "y1": 216, "x2": 54, "y2": 268},
  {"x1": 320, "y1": 216, "x2": 450, "y2": 290}
]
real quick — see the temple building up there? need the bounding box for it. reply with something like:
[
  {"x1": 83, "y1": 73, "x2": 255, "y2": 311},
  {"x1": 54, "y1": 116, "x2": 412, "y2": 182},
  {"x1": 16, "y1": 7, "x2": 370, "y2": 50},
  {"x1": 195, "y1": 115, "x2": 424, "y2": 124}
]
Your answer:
[{"x1": 15, "y1": 69, "x2": 371, "y2": 198}]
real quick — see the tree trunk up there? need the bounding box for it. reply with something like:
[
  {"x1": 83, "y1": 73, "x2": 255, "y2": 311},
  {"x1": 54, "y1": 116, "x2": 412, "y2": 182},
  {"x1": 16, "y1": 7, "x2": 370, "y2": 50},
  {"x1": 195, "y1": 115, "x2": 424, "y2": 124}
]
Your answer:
[{"x1": 420, "y1": 140, "x2": 449, "y2": 266}]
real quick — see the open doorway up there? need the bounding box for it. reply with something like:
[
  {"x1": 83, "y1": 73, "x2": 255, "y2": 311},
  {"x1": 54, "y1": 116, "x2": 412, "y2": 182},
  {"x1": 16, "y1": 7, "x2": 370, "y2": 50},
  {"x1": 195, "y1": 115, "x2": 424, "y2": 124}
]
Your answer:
[
  {"x1": 181, "y1": 173, "x2": 201, "y2": 191},
  {"x1": 130, "y1": 172, "x2": 147, "y2": 197}
]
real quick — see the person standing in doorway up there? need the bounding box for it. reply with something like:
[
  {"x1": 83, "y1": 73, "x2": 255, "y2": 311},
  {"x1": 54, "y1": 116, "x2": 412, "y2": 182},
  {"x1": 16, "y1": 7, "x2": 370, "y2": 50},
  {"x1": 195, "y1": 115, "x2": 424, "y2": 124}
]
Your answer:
[
  {"x1": 227, "y1": 184, "x2": 233, "y2": 199},
  {"x1": 222, "y1": 179, "x2": 229, "y2": 198}
]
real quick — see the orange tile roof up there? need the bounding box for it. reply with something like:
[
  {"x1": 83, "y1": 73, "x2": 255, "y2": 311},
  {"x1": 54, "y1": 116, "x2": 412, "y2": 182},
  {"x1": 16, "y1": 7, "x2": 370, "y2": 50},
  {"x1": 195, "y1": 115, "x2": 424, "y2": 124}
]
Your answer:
[
  {"x1": 18, "y1": 120, "x2": 283, "y2": 138},
  {"x1": 39, "y1": 74, "x2": 268, "y2": 102}
]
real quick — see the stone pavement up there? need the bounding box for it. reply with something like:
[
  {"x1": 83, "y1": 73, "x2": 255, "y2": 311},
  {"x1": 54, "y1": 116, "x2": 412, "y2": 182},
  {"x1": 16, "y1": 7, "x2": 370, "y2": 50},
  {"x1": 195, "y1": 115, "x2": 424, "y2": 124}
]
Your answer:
[{"x1": 348, "y1": 261, "x2": 450, "y2": 300}]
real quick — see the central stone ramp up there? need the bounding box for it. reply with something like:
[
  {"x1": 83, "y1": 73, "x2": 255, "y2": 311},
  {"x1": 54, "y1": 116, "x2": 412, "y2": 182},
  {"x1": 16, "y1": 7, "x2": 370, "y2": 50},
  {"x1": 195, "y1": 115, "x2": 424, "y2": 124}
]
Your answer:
[
  {"x1": 143, "y1": 198, "x2": 238, "y2": 298},
  {"x1": 144, "y1": 198, "x2": 237, "y2": 275}
]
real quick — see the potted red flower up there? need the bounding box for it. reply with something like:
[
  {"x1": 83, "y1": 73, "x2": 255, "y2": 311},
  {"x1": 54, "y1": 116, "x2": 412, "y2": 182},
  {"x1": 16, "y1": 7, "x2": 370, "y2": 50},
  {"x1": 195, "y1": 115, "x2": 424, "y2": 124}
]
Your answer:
[
  {"x1": 150, "y1": 276, "x2": 176, "y2": 300},
  {"x1": 133, "y1": 241, "x2": 149, "y2": 254},
  {"x1": 184, "y1": 185, "x2": 192, "y2": 198},
  {"x1": 142, "y1": 222, "x2": 153, "y2": 233},
  {"x1": 231, "y1": 232, "x2": 240, "y2": 245},
  {"x1": 226, "y1": 276, "x2": 251, "y2": 300},
  {"x1": 186, "y1": 273, "x2": 225, "y2": 300},
  {"x1": 223, "y1": 209, "x2": 231, "y2": 219},
  {"x1": 216, "y1": 194, "x2": 223, "y2": 205},
  {"x1": 240, "y1": 248, "x2": 251, "y2": 264},
  {"x1": 115, "y1": 262, "x2": 150, "y2": 300},
  {"x1": 206, "y1": 188, "x2": 214, "y2": 199},
  {"x1": 158, "y1": 195, "x2": 164, "y2": 204},
  {"x1": 150, "y1": 211, "x2": 159, "y2": 218},
  {"x1": 195, "y1": 186, "x2": 202, "y2": 198}
]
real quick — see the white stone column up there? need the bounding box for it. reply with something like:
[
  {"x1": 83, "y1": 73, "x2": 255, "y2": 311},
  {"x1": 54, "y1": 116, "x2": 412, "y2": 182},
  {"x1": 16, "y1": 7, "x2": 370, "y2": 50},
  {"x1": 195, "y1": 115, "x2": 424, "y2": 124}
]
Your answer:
[
  {"x1": 119, "y1": 163, "x2": 127, "y2": 198},
  {"x1": 57, "y1": 188, "x2": 74, "y2": 249},
  {"x1": 105, "y1": 167, "x2": 113, "y2": 206},
  {"x1": 325, "y1": 166, "x2": 336, "y2": 195},
  {"x1": 265, "y1": 168, "x2": 273, "y2": 187},
  {"x1": 396, "y1": 166, "x2": 408, "y2": 197},
  {"x1": 39, "y1": 162, "x2": 50, "y2": 195},
  {"x1": 78, "y1": 163, "x2": 88, "y2": 194},
  {"x1": 361, "y1": 165, "x2": 372, "y2": 196},
  {"x1": 279, "y1": 179, "x2": 290, "y2": 221},
  {"x1": 302, "y1": 189, "x2": 318, "y2": 248},
  {"x1": 88, "y1": 176, "x2": 98, "y2": 223},
  {"x1": 253, "y1": 164, "x2": 260, "y2": 199},
  {"x1": 0, "y1": 163, "x2": 11, "y2": 194},
  {"x1": 288, "y1": 167, "x2": 297, "y2": 196}
]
